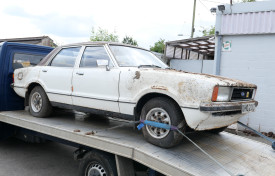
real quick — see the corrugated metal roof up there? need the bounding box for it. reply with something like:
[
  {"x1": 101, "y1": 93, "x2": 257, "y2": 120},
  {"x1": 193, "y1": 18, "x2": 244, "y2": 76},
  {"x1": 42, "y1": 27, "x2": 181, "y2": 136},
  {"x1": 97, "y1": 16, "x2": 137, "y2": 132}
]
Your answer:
[
  {"x1": 165, "y1": 36, "x2": 215, "y2": 59},
  {"x1": 221, "y1": 11, "x2": 275, "y2": 35}
]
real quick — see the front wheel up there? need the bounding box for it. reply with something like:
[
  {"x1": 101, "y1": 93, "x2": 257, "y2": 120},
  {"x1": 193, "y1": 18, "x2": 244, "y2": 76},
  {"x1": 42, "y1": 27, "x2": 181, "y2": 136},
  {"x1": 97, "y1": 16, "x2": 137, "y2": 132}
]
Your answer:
[
  {"x1": 140, "y1": 97, "x2": 186, "y2": 148},
  {"x1": 29, "y1": 86, "x2": 52, "y2": 118}
]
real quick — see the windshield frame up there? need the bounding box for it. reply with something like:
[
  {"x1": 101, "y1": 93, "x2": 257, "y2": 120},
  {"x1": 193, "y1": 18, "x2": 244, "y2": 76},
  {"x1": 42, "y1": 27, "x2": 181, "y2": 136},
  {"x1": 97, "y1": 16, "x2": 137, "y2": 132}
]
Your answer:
[{"x1": 107, "y1": 44, "x2": 169, "y2": 69}]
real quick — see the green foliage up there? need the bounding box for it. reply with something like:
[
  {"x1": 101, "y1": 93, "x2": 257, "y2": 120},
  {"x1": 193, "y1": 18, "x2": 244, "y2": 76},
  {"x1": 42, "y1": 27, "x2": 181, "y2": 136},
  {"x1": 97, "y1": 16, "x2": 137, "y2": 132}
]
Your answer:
[
  {"x1": 150, "y1": 39, "x2": 165, "y2": 54},
  {"x1": 122, "y1": 36, "x2": 138, "y2": 46},
  {"x1": 201, "y1": 26, "x2": 215, "y2": 36},
  {"x1": 90, "y1": 27, "x2": 119, "y2": 42}
]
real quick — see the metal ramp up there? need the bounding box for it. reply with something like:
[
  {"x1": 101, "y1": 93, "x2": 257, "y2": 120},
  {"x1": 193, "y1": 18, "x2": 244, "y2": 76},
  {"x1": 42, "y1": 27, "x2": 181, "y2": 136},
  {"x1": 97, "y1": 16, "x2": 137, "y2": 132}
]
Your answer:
[{"x1": 0, "y1": 110, "x2": 274, "y2": 176}]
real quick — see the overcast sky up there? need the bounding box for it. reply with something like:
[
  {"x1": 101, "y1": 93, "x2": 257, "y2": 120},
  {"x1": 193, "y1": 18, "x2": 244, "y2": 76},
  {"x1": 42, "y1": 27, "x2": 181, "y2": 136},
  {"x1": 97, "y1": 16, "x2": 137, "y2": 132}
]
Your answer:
[{"x1": 0, "y1": 0, "x2": 238, "y2": 49}]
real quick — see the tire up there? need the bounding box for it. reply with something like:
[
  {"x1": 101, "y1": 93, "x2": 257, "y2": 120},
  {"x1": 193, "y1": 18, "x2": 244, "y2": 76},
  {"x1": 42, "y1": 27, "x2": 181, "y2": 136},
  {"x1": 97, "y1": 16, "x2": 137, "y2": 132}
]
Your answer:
[
  {"x1": 207, "y1": 126, "x2": 227, "y2": 134},
  {"x1": 140, "y1": 97, "x2": 186, "y2": 148},
  {"x1": 29, "y1": 86, "x2": 52, "y2": 118},
  {"x1": 78, "y1": 150, "x2": 117, "y2": 176}
]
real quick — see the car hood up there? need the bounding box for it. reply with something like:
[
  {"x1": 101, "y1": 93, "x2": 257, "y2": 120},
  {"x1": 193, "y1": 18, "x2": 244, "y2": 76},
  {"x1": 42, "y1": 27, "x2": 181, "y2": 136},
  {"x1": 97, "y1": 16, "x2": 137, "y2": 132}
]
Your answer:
[{"x1": 146, "y1": 68, "x2": 257, "y2": 88}]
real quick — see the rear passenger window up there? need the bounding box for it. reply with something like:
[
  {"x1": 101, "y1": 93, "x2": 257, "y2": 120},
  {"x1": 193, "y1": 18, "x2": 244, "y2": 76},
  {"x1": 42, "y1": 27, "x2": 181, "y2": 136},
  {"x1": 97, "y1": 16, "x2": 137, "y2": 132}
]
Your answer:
[
  {"x1": 13, "y1": 53, "x2": 46, "y2": 70},
  {"x1": 51, "y1": 47, "x2": 81, "y2": 67},
  {"x1": 80, "y1": 46, "x2": 111, "y2": 68}
]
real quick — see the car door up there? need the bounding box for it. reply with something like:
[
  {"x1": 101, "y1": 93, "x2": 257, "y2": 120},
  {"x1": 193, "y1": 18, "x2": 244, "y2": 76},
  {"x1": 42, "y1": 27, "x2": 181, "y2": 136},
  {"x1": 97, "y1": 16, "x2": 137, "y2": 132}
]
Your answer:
[
  {"x1": 39, "y1": 47, "x2": 81, "y2": 105},
  {"x1": 72, "y1": 45, "x2": 120, "y2": 113}
]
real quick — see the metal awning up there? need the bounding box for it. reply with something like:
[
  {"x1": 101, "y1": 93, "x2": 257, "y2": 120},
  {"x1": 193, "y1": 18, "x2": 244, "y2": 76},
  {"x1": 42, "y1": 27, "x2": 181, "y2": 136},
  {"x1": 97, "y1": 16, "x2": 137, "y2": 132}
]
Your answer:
[{"x1": 165, "y1": 36, "x2": 215, "y2": 60}]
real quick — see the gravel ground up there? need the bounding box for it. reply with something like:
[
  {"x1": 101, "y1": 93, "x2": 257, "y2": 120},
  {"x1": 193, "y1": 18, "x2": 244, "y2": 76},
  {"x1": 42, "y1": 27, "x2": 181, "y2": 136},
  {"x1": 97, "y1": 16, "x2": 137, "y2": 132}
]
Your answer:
[{"x1": 225, "y1": 128, "x2": 271, "y2": 145}]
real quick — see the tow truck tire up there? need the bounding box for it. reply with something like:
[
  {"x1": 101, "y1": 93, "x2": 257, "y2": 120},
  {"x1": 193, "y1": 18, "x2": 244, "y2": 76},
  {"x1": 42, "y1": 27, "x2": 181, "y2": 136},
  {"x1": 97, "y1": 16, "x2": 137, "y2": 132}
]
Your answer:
[
  {"x1": 29, "y1": 86, "x2": 52, "y2": 118},
  {"x1": 78, "y1": 150, "x2": 117, "y2": 176},
  {"x1": 140, "y1": 97, "x2": 186, "y2": 148}
]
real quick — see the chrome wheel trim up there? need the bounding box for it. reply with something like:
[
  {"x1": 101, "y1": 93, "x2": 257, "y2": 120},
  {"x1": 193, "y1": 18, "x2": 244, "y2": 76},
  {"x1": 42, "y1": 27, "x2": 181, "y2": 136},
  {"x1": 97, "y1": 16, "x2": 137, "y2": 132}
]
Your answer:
[
  {"x1": 87, "y1": 162, "x2": 107, "y2": 176},
  {"x1": 145, "y1": 108, "x2": 171, "y2": 139},
  {"x1": 31, "y1": 92, "x2": 43, "y2": 113}
]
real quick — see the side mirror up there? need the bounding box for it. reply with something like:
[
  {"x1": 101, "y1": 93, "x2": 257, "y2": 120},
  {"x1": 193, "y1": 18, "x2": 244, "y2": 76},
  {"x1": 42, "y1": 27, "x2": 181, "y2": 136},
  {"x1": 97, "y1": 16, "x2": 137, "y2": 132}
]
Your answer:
[{"x1": 97, "y1": 60, "x2": 110, "y2": 71}]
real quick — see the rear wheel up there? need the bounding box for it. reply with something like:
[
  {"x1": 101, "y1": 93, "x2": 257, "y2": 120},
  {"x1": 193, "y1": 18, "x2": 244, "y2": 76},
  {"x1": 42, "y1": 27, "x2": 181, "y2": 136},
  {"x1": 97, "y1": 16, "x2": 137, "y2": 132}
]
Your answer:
[
  {"x1": 140, "y1": 97, "x2": 186, "y2": 148},
  {"x1": 29, "y1": 86, "x2": 52, "y2": 118}
]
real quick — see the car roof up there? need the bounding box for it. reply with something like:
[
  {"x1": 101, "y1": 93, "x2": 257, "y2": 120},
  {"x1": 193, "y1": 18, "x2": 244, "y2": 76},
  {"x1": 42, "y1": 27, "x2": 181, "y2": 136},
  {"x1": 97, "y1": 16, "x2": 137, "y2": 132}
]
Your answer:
[
  {"x1": 38, "y1": 41, "x2": 152, "y2": 66},
  {"x1": 60, "y1": 41, "x2": 149, "y2": 51}
]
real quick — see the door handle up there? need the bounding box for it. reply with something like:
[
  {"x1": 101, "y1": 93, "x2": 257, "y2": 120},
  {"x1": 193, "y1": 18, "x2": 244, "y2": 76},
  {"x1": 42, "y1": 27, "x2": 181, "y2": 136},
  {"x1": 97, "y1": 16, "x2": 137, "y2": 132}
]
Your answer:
[
  {"x1": 42, "y1": 70, "x2": 48, "y2": 72},
  {"x1": 76, "y1": 72, "x2": 84, "y2": 75}
]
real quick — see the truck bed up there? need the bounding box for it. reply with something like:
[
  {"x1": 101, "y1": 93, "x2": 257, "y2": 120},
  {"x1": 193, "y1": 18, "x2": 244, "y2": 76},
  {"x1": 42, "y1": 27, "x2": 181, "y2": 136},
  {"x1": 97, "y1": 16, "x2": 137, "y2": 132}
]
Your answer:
[{"x1": 0, "y1": 110, "x2": 274, "y2": 176}]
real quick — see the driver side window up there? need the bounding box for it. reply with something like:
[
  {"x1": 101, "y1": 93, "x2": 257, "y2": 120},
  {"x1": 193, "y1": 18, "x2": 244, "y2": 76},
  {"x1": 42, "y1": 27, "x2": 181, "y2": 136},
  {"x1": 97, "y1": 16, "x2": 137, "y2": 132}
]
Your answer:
[{"x1": 80, "y1": 46, "x2": 111, "y2": 68}]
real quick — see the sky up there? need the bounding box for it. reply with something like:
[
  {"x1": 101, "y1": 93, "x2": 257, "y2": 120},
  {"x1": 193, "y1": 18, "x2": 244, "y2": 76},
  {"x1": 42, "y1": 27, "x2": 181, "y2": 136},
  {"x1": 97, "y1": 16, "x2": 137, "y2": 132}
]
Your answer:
[{"x1": 0, "y1": 0, "x2": 233, "y2": 49}]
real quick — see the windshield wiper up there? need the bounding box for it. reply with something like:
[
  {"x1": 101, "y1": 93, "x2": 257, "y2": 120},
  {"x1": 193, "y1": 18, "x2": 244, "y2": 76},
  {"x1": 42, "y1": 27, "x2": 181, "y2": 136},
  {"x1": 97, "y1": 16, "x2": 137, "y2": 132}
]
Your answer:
[{"x1": 138, "y1": 65, "x2": 162, "y2": 68}]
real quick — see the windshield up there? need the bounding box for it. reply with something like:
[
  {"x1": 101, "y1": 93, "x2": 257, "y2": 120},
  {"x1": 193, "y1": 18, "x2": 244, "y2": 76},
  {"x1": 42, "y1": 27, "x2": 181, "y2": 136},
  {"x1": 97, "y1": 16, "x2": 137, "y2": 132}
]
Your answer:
[{"x1": 109, "y1": 45, "x2": 168, "y2": 68}]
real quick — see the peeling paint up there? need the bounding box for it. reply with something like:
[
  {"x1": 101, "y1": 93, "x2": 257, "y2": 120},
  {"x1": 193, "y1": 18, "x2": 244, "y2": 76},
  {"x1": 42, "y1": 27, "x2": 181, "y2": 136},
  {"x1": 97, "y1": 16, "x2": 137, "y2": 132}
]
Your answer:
[
  {"x1": 151, "y1": 85, "x2": 168, "y2": 91},
  {"x1": 133, "y1": 71, "x2": 140, "y2": 79}
]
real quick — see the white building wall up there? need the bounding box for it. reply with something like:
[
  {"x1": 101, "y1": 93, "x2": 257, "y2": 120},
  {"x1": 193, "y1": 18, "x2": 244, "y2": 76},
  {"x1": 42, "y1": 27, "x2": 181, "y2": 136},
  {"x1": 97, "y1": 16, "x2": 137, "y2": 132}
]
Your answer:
[
  {"x1": 220, "y1": 34, "x2": 275, "y2": 132},
  {"x1": 170, "y1": 59, "x2": 214, "y2": 74}
]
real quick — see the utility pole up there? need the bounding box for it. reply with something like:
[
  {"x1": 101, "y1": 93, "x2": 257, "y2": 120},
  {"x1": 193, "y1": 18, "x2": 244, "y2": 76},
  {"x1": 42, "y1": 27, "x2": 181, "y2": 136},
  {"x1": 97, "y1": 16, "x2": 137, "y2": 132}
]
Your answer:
[{"x1": 191, "y1": 0, "x2": 197, "y2": 38}]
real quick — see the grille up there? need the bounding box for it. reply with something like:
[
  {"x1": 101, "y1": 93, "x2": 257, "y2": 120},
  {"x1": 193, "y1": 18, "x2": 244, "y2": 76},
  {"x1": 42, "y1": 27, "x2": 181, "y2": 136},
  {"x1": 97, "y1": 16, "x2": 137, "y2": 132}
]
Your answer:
[
  {"x1": 231, "y1": 88, "x2": 253, "y2": 100},
  {"x1": 212, "y1": 110, "x2": 241, "y2": 116}
]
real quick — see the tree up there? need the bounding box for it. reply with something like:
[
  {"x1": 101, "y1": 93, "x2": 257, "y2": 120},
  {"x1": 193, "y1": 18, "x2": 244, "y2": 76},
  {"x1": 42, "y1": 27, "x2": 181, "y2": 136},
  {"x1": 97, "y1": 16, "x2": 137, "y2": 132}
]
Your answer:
[
  {"x1": 122, "y1": 36, "x2": 138, "y2": 46},
  {"x1": 90, "y1": 27, "x2": 119, "y2": 42},
  {"x1": 150, "y1": 39, "x2": 165, "y2": 54},
  {"x1": 201, "y1": 26, "x2": 215, "y2": 36}
]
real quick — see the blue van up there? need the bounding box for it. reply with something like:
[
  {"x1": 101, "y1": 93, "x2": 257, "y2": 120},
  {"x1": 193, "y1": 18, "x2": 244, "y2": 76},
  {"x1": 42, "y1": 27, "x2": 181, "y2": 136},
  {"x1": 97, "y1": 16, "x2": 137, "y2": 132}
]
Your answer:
[{"x1": 0, "y1": 42, "x2": 53, "y2": 111}]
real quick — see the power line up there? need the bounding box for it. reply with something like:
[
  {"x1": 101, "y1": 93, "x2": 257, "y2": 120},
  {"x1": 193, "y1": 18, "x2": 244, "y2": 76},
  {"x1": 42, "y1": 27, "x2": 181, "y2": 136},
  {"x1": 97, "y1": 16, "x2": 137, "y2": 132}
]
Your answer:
[{"x1": 199, "y1": 0, "x2": 210, "y2": 11}]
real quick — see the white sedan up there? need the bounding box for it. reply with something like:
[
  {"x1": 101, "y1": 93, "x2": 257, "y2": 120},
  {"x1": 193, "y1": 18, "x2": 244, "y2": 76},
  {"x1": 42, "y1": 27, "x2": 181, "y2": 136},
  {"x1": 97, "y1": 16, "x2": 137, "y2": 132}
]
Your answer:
[{"x1": 12, "y1": 42, "x2": 258, "y2": 148}]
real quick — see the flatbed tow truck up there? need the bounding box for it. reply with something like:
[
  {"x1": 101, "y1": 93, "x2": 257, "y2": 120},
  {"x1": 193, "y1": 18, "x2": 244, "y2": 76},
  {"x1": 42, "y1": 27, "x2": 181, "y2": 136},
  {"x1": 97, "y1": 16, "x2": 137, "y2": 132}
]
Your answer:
[
  {"x1": 0, "y1": 110, "x2": 274, "y2": 176},
  {"x1": 0, "y1": 42, "x2": 274, "y2": 176}
]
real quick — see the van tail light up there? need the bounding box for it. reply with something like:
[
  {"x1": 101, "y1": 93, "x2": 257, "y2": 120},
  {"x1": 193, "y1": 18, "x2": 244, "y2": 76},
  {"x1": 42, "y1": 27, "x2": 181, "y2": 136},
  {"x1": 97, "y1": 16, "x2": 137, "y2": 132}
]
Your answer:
[{"x1": 12, "y1": 73, "x2": 14, "y2": 83}]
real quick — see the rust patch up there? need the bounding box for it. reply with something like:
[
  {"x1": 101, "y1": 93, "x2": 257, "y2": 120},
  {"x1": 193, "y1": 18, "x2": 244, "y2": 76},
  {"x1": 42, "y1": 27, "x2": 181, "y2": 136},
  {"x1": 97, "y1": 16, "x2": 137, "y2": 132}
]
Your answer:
[
  {"x1": 85, "y1": 131, "x2": 95, "y2": 135},
  {"x1": 153, "y1": 68, "x2": 257, "y2": 88},
  {"x1": 133, "y1": 71, "x2": 140, "y2": 79},
  {"x1": 178, "y1": 82, "x2": 184, "y2": 94},
  {"x1": 151, "y1": 85, "x2": 168, "y2": 91},
  {"x1": 73, "y1": 129, "x2": 81, "y2": 132}
]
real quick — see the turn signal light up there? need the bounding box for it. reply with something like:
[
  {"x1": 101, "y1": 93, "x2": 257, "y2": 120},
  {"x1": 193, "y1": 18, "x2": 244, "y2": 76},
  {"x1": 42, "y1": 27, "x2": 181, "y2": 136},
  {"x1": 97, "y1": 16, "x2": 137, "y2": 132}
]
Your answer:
[{"x1": 212, "y1": 86, "x2": 219, "y2": 101}]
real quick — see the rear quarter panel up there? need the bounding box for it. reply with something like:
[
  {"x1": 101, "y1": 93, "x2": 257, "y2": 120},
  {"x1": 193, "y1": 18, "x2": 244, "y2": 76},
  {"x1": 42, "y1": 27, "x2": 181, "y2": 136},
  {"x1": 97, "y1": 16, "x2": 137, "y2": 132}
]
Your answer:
[{"x1": 14, "y1": 67, "x2": 41, "y2": 96}]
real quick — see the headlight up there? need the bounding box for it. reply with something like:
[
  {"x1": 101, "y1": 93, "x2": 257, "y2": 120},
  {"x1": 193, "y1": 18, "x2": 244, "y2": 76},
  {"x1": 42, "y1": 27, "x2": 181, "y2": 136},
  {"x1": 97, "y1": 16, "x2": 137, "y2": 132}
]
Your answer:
[{"x1": 212, "y1": 86, "x2": 232, "y2": 102}]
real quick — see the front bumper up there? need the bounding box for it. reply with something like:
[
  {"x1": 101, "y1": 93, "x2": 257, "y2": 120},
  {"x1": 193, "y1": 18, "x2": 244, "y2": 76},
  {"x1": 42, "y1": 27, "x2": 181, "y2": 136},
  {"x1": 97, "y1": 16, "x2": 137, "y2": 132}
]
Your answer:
[
  {"x1": 181, "y1": 100, "x2": 258, "y2": 130},
  {"x1": 199, "y1": 100, "x2": 258, "y2": 112}
]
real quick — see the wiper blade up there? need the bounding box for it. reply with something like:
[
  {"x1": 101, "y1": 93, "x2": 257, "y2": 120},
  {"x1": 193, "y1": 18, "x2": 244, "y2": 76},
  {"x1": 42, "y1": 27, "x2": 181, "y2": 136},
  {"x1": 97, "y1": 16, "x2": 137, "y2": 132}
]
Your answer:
[{"x1": 138, "y1": 65, "x2": 162, "y2": 68}]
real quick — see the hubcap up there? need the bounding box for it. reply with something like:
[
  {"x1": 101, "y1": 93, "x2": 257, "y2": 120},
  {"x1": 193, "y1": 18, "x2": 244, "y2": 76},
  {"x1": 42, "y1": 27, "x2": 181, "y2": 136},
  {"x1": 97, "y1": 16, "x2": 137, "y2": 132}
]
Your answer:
[
  {"x1": 31, "y1": 92, "x2": 43, "y2": 112},
  {"x1": 87, "y1": 163, "x2": 107, "y2": 176},
  {"x1": 145, "y1": 108, "x2": 171, "y2": 139}
]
